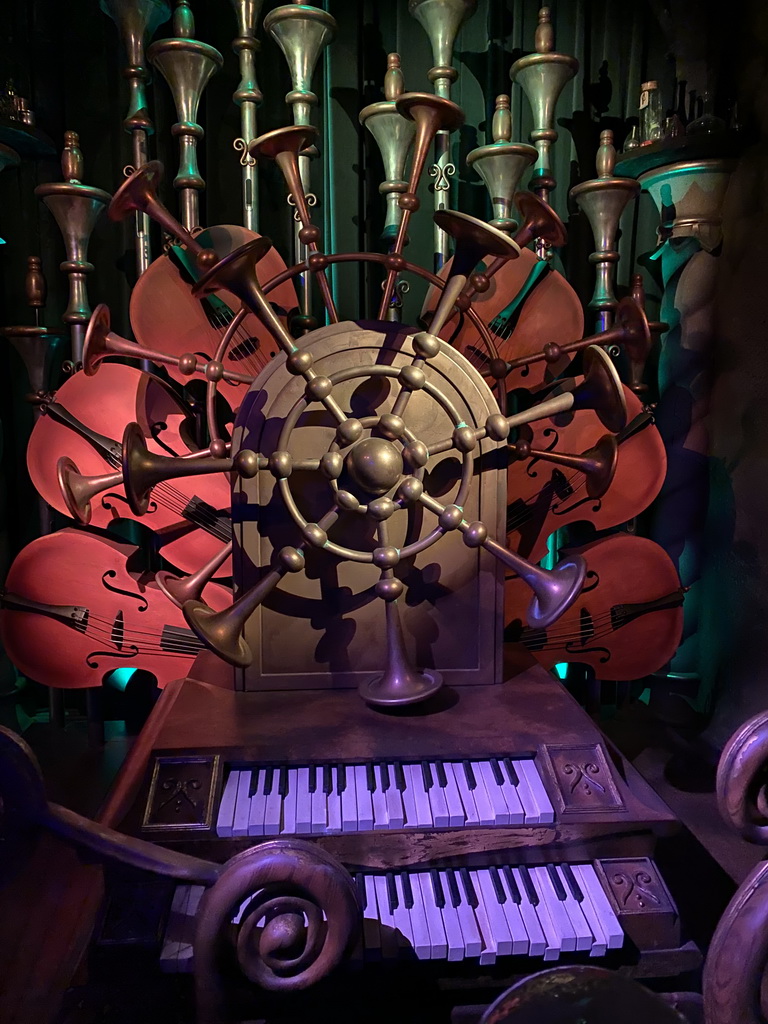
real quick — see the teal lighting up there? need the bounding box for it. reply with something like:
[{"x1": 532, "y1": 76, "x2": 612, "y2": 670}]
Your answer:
[
  {"x1": 544, "y1": 532, "x2": 569, "y2": 680},
  {"x1": 106, "y1": 667, "x2": 139, "y2": 691}
]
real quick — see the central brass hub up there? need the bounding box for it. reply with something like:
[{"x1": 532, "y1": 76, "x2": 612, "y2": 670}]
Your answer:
[{"x1": 346, "y1": 436, "x2": 403, "y2": 497}]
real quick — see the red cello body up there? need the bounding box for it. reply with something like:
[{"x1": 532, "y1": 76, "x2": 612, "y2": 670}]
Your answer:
[
  {"x1": 0, "y1": 529, "x2": 231, "y2": 689},
  {"x1": 421, "y1": 248, "x2": 584, "y2": 390},
  {"x1": 26, "y1": 363, "x2": 232, "y2": 575},
  {"x1": 130, "y1": 225, "x2": 298, "y2": 410},
  {"x1": 507, "y1": 385, "x2": 667, "y2": 562},
  {"x1": 505, "y1": 533, "x2": 684, "y2": 680}
]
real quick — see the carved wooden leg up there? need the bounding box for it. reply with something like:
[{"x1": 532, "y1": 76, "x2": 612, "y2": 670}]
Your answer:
[
  {"x1": 716, "y1": 709, "x2": 768, "y2": 843},
  {"x1": 0, "y1": 726, "x2": 47, "y2": 885},
  {"x1": 194, "y1": 839, "x2": 360, "y2": 1024}
]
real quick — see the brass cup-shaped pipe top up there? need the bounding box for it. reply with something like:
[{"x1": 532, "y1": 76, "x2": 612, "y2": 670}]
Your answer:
[{"x1": 512, "y1": 433, "x2": 619, "y2": 500}]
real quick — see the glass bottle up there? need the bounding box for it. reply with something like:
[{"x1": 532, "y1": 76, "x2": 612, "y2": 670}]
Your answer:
[{"x1": 639, "y1": 81, "x2": 663, "y2": 144}]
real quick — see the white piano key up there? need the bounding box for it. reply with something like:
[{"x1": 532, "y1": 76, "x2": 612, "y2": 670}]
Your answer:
[
  {"x1": 262, "y1": 773, "x2": 283, "y2": 836},
  {"x1": 160, "y1": 885, "x2": 191, "y2": 973},
  {"x1": 467, "y1": 870, "x2": 500, "y2": 964},
  {"x1": 415, "y1": 872, "x2": 448, "y2": 960},
  {"x1": 576, "y1": 864, "x2": 623, "y2": 950},
  {"x1": 326, "y1": 767, "x2": 342, "y2": 833},
  {"x1": 401, "y1": 766, "x2": 419, "y2": 828},
  {"x1": 525, "y1": 870, "x2": 561, "y2": 961},
  {"x1": 474, "y1": 869, "x2": 514, "y2": 956},
  {"x1": 281, "y1": 768, "x2": 298, "y2": 835},
  {"x1": 509, "y1": 867, "x2": 546, "y2": 958},
  {"x1": 404, "y1": 764, "x2": 433, "y2": 827},
  {"x1": 449, "y1": 763, "x2": 479, "y2": 825},
  {"x1": 438, "y1": 875, "x2": 467, "y2": 961},
  {"x1": 295, "y1": 767, "x2": 313, "y2": 834},
  {"x1": 531, "y1": 866, "x2": 577, "y2": 952},
  {"x1": 570, "y1": 865, "x2": 607, "y2": 956},
  {"x1": 177, "y1": 885, "x2": 205, "y2": 973},
  {"x1": 508, "y1": 761, "x2": 539, "y2": 824},
  {"x1": 372, "y1": 874, "x2": 400, "y2": 959},
  {"x1": 490, "y1": 868, "x2": 529, "y2": 955},
  {"x1": 468, "y1": 763, "x2": 496, "y2": 826},
  {"x1": 247, "y1": 769, "x2": 267, "y2": 837},
  {"x1": 519, "y1": 758, "x2": 555, "y2": 824},
  {"x1": 372, "y1": 765, "x2": 390, "y2": 830},
  {"x1": 216, "y1": 770, "x2": 240, "y2": 838},
  {"x1": 440, "y1": 762, "x2": 466, "y2": 827},
  {"x1": 353, "y1": 765, "x2": 374, "y2": 831},
  {"x1": 341, "y1": 767, "x2": 358, "y2": 832},
  {"x1": 477, "y1": 762, "x2": 511, "y2": 825},
  {"x1": 401, "y1": 874, "x2": 431, "y2": 959},
  {"x1": 451, "y1": 870, "x2": 482, "y2": 958},
  {"x1": 425, "y1": 765, "x2": 450, "y2": 828},
  {"x1": 232, "y1": 770, "x2": 253, "y2": 838},
  {"x1": 310, "y1": 767, "x2": 327, "y2": 834},
  {"x1": 385, "y1": 765, "x2": 405, "y2": 829},
  {"x1": 391, "y1": 874, "x2": 415, "y2": 952},
  {"x1": 555, "y1": 865, "x2": 593, "y2": 952},
  {"x1": 362, "y1": 875, "x2": 383, "y2": 959}
]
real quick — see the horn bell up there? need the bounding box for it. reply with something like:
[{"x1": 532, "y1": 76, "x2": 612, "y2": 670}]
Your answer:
[
  {"x1": 56, "y1": 455, "x2": 123, "y2": 525},
  {"x1": 525, "y1": 555, "x2": 586, "y2": 629},
  {"x1": 82, "y1": 304, "x2": 113, "y2": 376},
  {"x1": 571, "y1": 345, "x2": 627, "y2": 433},
  {"x1": 514, "y1": 191, "x2": 567, "y2": 248},
  {"x1": 183, "y1": 598, "x2": 253, "y2": 667}
]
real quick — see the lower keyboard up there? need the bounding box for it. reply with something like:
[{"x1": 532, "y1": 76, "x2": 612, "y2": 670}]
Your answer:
[{"x1": 160, "y1": 861, "x2": 623, "y2": 973}]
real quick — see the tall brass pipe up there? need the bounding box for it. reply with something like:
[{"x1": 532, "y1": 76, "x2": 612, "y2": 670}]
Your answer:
[{"x1": 230, "y1": 0, "x2": 264, "y2": 230}]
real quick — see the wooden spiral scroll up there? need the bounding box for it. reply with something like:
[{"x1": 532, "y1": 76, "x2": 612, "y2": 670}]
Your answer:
[
  {"x1": 703, "y1": 861, "x2": 768, "y2": 1024},
  {"x1": 0, "y1": 727, "x2": 47, "y2": 885},
  {"x1": 715, "y1": 708, "x2": 768, "y2": 844},
  {"x1": 194, "y1": 840, "x2": 360, "y2": 1020}
]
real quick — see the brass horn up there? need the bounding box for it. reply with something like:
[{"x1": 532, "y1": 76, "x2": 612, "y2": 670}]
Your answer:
[
  {"x1": 513, "y1": 191, "x2": 567, "y2": 250},
  {"x1": 248, "y1": 125, "x2": 338, "y2": 323},
  {"x1": 156, "y1": 540, "x2": 233, "y2": 608},
  {"x1": 108, "y1": 160, "x2": 217, "y2": 268},
  {"x1": 510, "y1": 433, "x2": 619, "y2": 499},
  {"x1": 57, "y1": 456, "x2": 123, "y2": 525},
  {"x1": 498, "y1": 296, "x2": 650, "y2": 380},
  {"x1": 359, "y1": 592, "x2": 442, "y2": 708},
  {"x1": 82, "y1": 303, "x2": 252, "y2": 384},
  {"x1": 378, "y1": 92, "x2": 465, "y2": 318},
  {"x1": 121, "y1": 421, "x2": 261, "y2": 516},
  {"x1": 627, "y1": 274, "x2": 664, "y2": 395}
]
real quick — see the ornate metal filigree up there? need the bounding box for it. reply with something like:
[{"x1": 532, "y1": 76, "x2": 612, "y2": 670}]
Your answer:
[
  {"x1": 428, "y1": 160, "x2": 456, "y2": 192},
  {"x1": 233, "y1": 137, "x2": 257, "y2": 168}
]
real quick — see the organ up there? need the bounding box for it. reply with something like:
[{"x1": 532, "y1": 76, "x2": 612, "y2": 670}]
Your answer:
[{"x1": 0, "y1": 1, "x2": 725, "y2": 1021}]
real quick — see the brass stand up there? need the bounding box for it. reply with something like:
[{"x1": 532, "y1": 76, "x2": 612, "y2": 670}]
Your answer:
[{"x1": 230, "y1": 0, "x2": 264, "y2": 231}]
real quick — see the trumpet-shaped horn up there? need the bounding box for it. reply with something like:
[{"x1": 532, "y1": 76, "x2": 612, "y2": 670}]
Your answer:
[
  {"x1": 156, "y1": 540, "x2": 233, "y2": 608},
  {"x1": 56, "y1": 456, "x2": 123, "y2": 525},
  {"x1": 513, "y1": 191, "x2": 567, "y2": 249},
  {"x1": 511, "y1": 433, "x2": 619, "y2": 499},
  {"x1": 121, "y1": 421, "x2": 261, "y2": 516},
  {"x1": 627, "y1": 273, "x2": 663, "y2": 394},
  {"x1": 108, "y1": 160, "x2": 217, "y2": 267},
  {"x1": 82, "y1": 303, "x2": 253, "y2": 384},
  {"x1": 568, "y1": 345, "x2": 627, "y2": 433}
]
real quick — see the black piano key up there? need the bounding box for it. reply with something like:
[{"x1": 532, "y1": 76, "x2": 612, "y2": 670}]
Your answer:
[
  {"x1": 248, "y1": 772, "x2": 259, "y2": 798},
  {"x1": 490, "y1": 865, "x2": 506, "y2": 904},
  {"x1": 262, "y1": 766, "x2": 273, "y2": 795},
  {"x1": 401, "y1": 873, "x2": 414, "y2": 909},
  {"x1": 366, "y1": 763, "x2": 376, "y2": 791},
  {"x1": 386, "y1": 872, "x2": 398, "y2": 912},
  {"x1": 421, "y1": 761, "x2": 433, "y2": 790},
  {"x1": 323, "y1": 764, "x2": 332, "y2": 795},
  {"x1": 518, "y1": 865, "x2": 538, "y2": 905},
  {"x1": 446, "y1": 869, "x2": 461, "y2": 909},
  {"x1": 502, "y1": 865, "x2": 522, "y2": 904},
  {"x1": 547, "y1": 863, "x2": 567, "y2": 901},
  {"x1": 490, "y1": 758, "x2": 504, "y2": 785},
  {"x1": 278, "y1": 766, "x2": 288, "y2": 797},
  {"x1": 561, "y1": 863, "x2": 584, "y2": 902},
  {"x1": 502, "y1": 757, "x2": 519, "y2": 786},
  {"x1": 430, "y1": 869, "x2": 445, "y2": 909},
  {"x1": 462, "y1": 760, "x2": 476, "y2": 790},
  {"x1": 435, "y1": 761, "x2": 448, "y2": 788},
  {"x1": 355, "y1": 873, "x2": 367, "y2": 911},
  {"x1": 380, "y1": 763, "x2": 390, "y2": 792},
  {"x1": 459, "y1": 867, "x2": 478, "y2": 908},
  {"x1": 308, "y1": 767, "x2": 317, "y2": 794},
  {"x1": 394, "y1": 762, "x2": 406, "y2": 792},
  {"x1": 337, "y1": 764, "x2": 346, "y2": 793}
]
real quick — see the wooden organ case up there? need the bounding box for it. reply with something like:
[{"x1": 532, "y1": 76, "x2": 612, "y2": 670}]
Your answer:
[{"x1": 0, "y1": 0, "x2": 705, "y2": 1021}]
